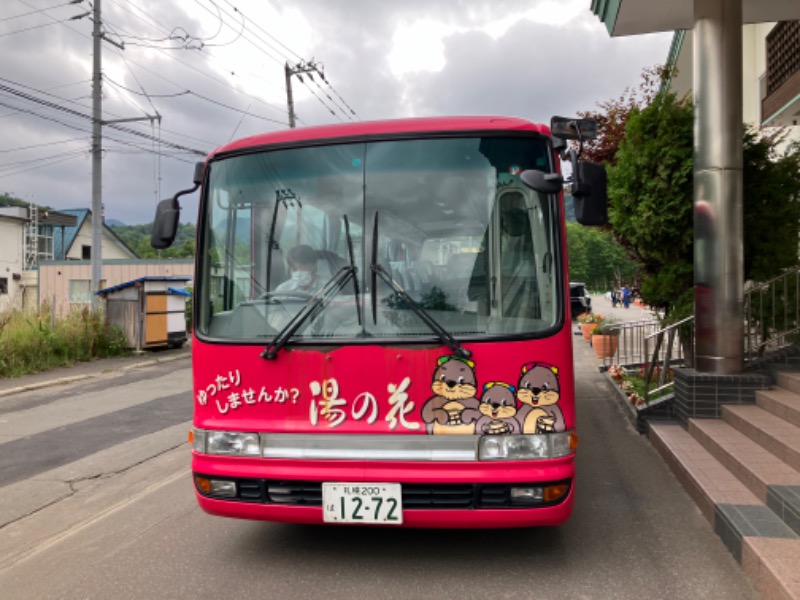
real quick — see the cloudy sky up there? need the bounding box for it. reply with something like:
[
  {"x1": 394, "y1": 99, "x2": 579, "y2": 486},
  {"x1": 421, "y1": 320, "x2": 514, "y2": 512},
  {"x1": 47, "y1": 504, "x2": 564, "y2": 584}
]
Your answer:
[{"x1": 0, "y1": 0, "x2": 671, "y2": 225}]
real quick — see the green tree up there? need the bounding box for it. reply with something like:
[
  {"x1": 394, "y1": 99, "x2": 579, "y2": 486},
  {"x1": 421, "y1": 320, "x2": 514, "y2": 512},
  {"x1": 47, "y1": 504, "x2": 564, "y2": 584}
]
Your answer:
[
  {"x1": 566, "y1": 222, "x2": 637, "y2": 291},
  {"x1": 578, "y1": 65, "x2": 671, "y2": 166},
  {"x1": 608, "y1": 91, "x2": 695, "y2": 319},
  {"x1": 742, "y1": 130, "x2": 800, "y2": 281},
  {"x1": 110, "y1": 222, "x2": 197, "y2": 259},
  {"x1": 609, "y1": 91, "x2": 800, "y2": 321}
]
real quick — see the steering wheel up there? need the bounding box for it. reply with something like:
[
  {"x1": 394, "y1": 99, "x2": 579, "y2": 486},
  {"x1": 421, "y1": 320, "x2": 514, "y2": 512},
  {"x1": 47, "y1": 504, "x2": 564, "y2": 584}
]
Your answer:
[{"x1": 259, "y1": 291, "x2": 314, "y2": 302}]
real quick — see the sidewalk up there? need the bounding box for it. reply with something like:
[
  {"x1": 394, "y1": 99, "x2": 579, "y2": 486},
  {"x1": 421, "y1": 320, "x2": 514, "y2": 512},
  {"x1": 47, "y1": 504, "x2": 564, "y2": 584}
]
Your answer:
[
  {"x1": 0, "y1": 342, "x2": 192, "y2": 398},
  {"x1": 590, "y1": 292, "x2": 658, "y2": 324}
]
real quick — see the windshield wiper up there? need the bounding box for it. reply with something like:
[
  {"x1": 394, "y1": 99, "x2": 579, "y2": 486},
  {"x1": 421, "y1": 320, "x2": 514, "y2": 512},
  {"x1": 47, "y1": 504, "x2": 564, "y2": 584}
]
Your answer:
[
  {"x1": 261, "y1": 265, "x2": 356, "y2": 360},
  {"x1": 371, "y1": 264, "x2": 471, "y2": 359},
  {"x1": 343, "y1": 215, "x2": 362, "y2": 327},
  {"x1": 261, "y1": 215, "x2": 361, "y2": 360},
  {"x1": 369, "y1": 211, "x2": 471, "y2": 360}
]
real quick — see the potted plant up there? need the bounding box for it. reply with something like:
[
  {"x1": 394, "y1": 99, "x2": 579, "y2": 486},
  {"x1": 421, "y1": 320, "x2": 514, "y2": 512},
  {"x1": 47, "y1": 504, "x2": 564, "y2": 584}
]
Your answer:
[
  {"x1": 577, "y1": 312, "x2": 602, "y2": 341},
  {"x1": 591, "y1": 317, "x2": 620, "y2": 358}
]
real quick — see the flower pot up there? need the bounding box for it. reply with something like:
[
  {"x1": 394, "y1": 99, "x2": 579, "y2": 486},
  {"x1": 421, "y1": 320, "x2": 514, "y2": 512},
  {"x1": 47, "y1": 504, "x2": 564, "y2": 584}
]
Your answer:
[
  {"x1": 580, "y1": 322, "x2": 595, "y2": 341},
  {"x1": 592, "y1": 334, "x2": 618, "y2": 358}
]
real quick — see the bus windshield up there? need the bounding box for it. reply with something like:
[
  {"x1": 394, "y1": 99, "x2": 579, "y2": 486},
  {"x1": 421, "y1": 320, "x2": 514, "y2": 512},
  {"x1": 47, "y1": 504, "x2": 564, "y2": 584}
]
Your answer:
[{"x1": 197, "y1": 135, "x2": 561, "y2": 342}]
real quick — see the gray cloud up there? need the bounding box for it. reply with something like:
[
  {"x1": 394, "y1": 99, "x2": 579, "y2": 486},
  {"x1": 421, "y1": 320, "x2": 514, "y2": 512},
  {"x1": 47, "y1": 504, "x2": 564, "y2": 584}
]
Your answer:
[{"x1": 0, "y1": 0, "x2": 670, "y2": 225}]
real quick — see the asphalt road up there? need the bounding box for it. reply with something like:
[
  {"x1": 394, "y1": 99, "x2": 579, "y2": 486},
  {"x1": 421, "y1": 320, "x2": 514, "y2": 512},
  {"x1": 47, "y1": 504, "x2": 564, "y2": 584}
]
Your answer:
[{"x1": 0, "y1": 334, "x2": 758, "y2": 600}]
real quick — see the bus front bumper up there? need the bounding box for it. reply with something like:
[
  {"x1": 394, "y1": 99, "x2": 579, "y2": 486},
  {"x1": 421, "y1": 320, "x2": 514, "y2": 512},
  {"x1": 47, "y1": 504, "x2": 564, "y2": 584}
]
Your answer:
[{"x1": 191, "y1": 454, "x2": 575, "y2": 528}]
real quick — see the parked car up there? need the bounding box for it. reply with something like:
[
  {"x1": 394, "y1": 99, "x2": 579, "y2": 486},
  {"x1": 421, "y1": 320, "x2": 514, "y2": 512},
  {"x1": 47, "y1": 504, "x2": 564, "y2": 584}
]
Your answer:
[{"x1": 570, "y1": 282, "x2": 591, "y2": 320}]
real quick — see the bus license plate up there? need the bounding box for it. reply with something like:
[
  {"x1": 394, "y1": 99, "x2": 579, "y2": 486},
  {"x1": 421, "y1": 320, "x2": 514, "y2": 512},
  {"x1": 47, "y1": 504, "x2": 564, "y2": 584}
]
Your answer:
[{"x1": 322, "y1": 483, "x2": 403, "y2": 525}]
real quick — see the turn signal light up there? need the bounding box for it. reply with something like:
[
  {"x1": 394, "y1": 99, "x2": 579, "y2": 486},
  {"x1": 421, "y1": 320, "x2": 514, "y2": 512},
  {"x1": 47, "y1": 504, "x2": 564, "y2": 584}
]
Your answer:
[
  {"x1": 544, "y1": 483, "x2": 569, "y2": 503},
  {"x1": 194, "y1": 476, "x2": 212, "y2": 494}
]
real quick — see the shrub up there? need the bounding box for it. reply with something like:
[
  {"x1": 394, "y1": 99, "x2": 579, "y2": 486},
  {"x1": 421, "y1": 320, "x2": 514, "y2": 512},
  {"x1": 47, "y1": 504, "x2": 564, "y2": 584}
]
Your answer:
[
  {"x1": 0, "y1": 305, "x2": 129, "y2": 378},
  {"x1": 592, "y1": 317, "x2": 620, "y2": 336},
  {"x1": 577, "y1": 312, "x2": 602, "y2": 324}
]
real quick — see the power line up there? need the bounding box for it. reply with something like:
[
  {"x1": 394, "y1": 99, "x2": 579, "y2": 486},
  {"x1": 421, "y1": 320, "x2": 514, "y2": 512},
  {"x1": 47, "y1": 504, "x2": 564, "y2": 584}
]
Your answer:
[
  {"x1": 103, "y1": 34, "x2": 291, "y2": 118},
  {"x1": 207, "y1": 0, "x2": 360, "y2": 123},
  {"x1": 0, "y1": 136, "x2": 87, "y2": 153},
  {"x1": 0, "y1": 148, "x2": 88, "y2": 172},
  {"x1": 0, "y1": 16, "x2": 74, "y2": 38},
  {"x1": 0, "y1": 152, "x2": 86, "y2": 178},
  {"x1": 285, "y1": 61, "x2": 352, "y2": 126},
  {"x1": 318, "y1": 72, "x2": 358, "y2": 118},
  {"x1": 102, "y1": 74, "x2": 289, "y2": 127},
  {"x1": 27, "y1": 0, "x2": 349, "y2": 128},
  {"x1": 0, "y1": 95, "x2": 196, "y2": 165},
  {"x1": 223, "y1": 0, "x2": 303, "y2": 62},
  {"x1": 0, "y1": 1, "x2": 76, "y2": 23},
  {"x1": 306, "y1": 69, "x2": 355, "y2": 121},
  {"x1": 14, "y1": 0, "x2": 288, "y2": 126},
  {"x1": 0, "y1": 74, "x2": 217, "y2": 149},
  {"x1": 0, "y1": 81, "x2": 206, "y2": 155},
  {"x1": 105, "y1": 0, "x2": 176, "y2": 37},
  {"x1": 187, "y1": 0, "x2": 245, "y2": 48}
]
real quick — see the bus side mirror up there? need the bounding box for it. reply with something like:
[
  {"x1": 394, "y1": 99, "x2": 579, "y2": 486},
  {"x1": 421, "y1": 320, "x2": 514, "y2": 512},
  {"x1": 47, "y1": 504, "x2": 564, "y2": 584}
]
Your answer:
[
  {"x1": 151, "y1": 198, "x2": 180, "y2": 249},
  {"x1": 520, "y1": 169, "x2": 564, "y2": 195},
  {"x1": 151, "y1": 161, "x2": 204, "y2": 249},
  {"x1": 551, "y1": 116, "x2": 598, "y2": 140},
  {"x1": 192, "y1": 161, "x2": 204, "y2": 186},
  {"x1": 572, "y1": 161, "x2": 608, "y2": 226}
]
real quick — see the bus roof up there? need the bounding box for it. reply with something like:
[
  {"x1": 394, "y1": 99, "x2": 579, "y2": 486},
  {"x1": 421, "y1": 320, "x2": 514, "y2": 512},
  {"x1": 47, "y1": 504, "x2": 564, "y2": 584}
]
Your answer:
[{"x1": 211, "y1": 116, "x2": 550, "y2": 157}]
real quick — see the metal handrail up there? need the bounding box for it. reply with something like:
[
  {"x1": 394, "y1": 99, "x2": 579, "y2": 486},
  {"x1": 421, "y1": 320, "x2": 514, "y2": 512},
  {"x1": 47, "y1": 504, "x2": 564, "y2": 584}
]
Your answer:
[
  {"x1": 643, "y1": 316, "x2": 693, "y2": 399},
  {"x1": 744, "y1": 267, "x2": 800, "y2": 360}
]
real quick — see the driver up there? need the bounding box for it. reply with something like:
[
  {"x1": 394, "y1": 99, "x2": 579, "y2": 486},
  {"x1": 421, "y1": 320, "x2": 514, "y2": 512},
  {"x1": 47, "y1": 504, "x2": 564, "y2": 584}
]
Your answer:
[{"x1": 275, "y1": 244, "x2": 320, "y2": 293}]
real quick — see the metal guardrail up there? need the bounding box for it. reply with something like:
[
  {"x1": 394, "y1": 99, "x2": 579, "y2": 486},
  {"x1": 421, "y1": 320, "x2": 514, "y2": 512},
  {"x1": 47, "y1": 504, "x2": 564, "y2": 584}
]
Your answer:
[
  {"x1": 744, "y1": 267, "x2": 800, "y2": 361},
  {"x1": 598, "y1": 316, "x2": 692, "y2": 401},
  {"x1": 596, "y1": 265, "x2": 800, "y2": 401},
  {"x1": 600, "y1": 317, "x2": 664, "y2": 369}
]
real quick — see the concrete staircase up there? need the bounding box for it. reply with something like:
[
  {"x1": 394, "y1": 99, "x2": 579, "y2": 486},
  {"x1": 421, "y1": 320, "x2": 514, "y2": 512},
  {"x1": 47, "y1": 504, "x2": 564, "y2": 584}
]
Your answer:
[{"x1": 649, "y1": 369, "x2": 800, "y2": 600}]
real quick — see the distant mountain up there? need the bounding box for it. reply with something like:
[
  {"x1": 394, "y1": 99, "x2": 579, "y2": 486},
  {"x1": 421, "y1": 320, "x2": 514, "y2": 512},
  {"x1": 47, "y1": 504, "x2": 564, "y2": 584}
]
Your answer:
[{"x1": 105, "y1": 218, "x2": 127, "y2": 227}]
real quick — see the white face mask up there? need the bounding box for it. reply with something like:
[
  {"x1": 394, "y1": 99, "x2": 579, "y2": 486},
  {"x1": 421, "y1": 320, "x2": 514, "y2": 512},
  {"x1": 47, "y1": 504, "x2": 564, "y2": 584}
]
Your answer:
[{"x1": 291, "y1": 270, "x2": 314, "y2": 288}]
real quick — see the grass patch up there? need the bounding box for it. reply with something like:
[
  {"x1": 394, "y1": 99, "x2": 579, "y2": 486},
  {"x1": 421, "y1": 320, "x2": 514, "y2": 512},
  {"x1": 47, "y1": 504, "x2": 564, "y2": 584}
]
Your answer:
[
  {"x1": 608, "y1": 364, "x2": 674, "y2": 407},
  {"x1": 0, "y1": 304, "x2": 130, "y2": 378}
]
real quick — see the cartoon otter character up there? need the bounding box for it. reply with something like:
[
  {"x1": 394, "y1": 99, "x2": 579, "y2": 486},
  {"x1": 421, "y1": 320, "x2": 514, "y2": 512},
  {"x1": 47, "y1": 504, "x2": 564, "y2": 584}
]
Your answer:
[
  {"x1": 516, "y1": 362, "x2": 565, "y2": 434},
  {"x1": 474, "y1": 382, "x2": 521, "y2": 435},
  {"x1": 421, "y1": 355, "x2": 480, "y2": 434}
]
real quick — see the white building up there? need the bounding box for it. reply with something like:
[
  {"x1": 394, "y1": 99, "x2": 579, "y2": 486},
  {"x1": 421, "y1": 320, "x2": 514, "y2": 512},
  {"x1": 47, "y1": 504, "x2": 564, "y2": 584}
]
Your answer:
[
  {"x1": 0, "y1": 205, "x2": 140, "y2": 313},
  {"x1": 667, "y1": 21, "x2": 800, "y2": 145},
  {"x1": 0, "y1": 207, "x2": 28, "y2": 313}
]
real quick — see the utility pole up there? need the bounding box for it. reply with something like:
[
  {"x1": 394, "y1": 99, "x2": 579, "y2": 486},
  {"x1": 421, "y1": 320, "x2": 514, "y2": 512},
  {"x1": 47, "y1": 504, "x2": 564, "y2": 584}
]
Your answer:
[
  {"x1": 90, "y1": 0, "x2": 159, "y2": 309},
  {"x1": 284, "y1": 60, "x2": 324, "y2": 128},
  {"x1": 90, "y1": 0, "x2": 102, "y2": 309}
]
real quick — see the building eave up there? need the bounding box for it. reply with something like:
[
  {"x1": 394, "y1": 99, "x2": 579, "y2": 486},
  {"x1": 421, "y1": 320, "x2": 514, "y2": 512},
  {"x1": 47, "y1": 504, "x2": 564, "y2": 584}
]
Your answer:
[{"x1": 591, "y1": 0, "x2": 800, "y2": 37}]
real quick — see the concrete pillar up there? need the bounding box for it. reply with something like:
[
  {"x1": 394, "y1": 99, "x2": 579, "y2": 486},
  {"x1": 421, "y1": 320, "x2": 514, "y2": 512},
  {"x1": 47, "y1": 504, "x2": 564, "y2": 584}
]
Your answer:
[{"x1": 693, "y1": 0, "x2": 744, "y2": 374}]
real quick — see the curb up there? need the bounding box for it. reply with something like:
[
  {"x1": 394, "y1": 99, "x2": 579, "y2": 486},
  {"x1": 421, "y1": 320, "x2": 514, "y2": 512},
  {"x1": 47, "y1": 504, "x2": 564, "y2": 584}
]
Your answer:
[{"x1": 0, "y1": 352, "x2": 191, "y2": 398}]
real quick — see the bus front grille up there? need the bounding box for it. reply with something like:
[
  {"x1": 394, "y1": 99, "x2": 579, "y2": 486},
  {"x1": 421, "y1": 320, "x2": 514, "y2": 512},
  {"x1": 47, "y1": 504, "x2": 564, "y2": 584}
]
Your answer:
[
  {"x1": 266, "y1": 481, "x2": 323, "y2": 505},
  {"x1": 204, "y1": 478, "x2": 567, "y2": 509}
]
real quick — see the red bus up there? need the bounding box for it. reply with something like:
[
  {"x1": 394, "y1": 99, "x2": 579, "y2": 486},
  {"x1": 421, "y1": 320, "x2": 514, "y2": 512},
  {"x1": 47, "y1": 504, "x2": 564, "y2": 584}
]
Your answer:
[{"x1": 153, "y1": 115, "x2": 607, "y2": 528}]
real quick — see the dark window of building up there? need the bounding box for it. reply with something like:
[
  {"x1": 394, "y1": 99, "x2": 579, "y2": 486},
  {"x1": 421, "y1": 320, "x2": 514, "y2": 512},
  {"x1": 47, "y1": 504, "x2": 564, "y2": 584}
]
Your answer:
[
  {"x1": 0, "y1": 278, "x2": 7, "y2": 294},
  {"x1": 82, "y1": 245, "x2": 91, "y2": 260}
]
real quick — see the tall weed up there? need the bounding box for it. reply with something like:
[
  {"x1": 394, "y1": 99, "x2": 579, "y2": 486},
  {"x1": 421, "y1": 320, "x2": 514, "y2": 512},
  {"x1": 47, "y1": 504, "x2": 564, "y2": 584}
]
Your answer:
[{"x1": 0, "y1": 304, "x2": 128, "y2": 378}]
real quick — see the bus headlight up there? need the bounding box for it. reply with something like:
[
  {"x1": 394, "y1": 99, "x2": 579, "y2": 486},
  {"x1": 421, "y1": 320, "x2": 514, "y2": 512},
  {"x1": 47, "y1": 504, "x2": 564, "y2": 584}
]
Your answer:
[
  {"x1": 205, "y1": 430, "x2": 261, "y2": 456},
  {"x1": 478, "y1": 432, "x2": 576, "y2": 460}
]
